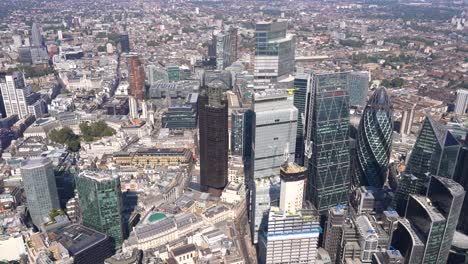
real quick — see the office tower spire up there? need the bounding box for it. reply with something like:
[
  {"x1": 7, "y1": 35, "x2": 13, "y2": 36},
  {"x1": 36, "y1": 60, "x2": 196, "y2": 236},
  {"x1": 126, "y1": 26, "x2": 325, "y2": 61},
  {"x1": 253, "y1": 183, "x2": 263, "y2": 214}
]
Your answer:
[
  {"x1": 406, "y1": 116, "x2": 461, "y2": 179},
  {"x1": 198, "y1": 70, "x2": 230, "y2": 193},
  {"x1": 249, "y1": 89, "x2": 298, "y2": 244},
  {"x1": 305, "y1": 72, "x2": 351, "y2": 214},
  {"x1": 354, "y1": 87, "x2": 393, "y2": 188},
  {"x1": 21, "y1": 158, "x2": 60, "y2": 227}
]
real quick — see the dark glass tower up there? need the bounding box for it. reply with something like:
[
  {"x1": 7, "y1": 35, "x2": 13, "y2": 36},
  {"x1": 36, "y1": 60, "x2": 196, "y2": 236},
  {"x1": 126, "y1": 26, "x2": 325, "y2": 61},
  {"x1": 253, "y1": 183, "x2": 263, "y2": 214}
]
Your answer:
[
  {"x1": 395, "y1": 116, "x2": 462, "y2": 214},
  {"x1": 392, "y1": 176, "x2": 465, "y2": 264},
  {"x1": 391, "y1": 218, "x2": 425, "y2": 264},
  {"x1": 354, "y1": 87, "x2": 393, "y2": 188},
  {"x1": 454, "y1": 140, "x2": 468, "y2": 235},
  {"x1": 293, "y1": 73, "x2": 311, "y2": 166},
  {"x1": 426, "y1": 176, "x2": 465, "y2": 264},
  {"x1": 198, "y1": 71, "x2": 230, "y2": 193},
  {"x1": 120, "y1": 33, "x2": 130, "y2": 53},
  {"x1": 76, "y1": 171, "x2": 124, "y2": 249},
  {"x1": 406, "y1": 116, "x2": 461, "y2": 180},
  {"x1": 305, "y1": 72, "x2": 351, "y2": 214}
]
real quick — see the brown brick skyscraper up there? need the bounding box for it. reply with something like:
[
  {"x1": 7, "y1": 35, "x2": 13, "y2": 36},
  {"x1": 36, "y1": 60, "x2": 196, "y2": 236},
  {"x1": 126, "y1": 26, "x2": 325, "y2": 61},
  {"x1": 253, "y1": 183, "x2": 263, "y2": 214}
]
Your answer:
[{"x1": 128, "y1": 54, "x2": 145, "y2": 100}]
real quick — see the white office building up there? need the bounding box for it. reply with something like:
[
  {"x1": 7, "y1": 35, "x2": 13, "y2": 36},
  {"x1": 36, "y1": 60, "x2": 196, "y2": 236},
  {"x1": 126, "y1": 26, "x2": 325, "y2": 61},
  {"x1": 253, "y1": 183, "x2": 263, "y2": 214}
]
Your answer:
[{"x1": 249, "y1": 89, "x2": 298, "y2": 243}]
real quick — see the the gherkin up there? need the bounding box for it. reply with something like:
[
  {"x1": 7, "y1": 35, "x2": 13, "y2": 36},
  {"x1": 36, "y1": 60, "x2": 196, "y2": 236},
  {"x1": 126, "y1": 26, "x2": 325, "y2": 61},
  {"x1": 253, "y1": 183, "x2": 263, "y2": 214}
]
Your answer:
[{"x1": 354, "y1": 87, "x2": 393, "y2": 188}]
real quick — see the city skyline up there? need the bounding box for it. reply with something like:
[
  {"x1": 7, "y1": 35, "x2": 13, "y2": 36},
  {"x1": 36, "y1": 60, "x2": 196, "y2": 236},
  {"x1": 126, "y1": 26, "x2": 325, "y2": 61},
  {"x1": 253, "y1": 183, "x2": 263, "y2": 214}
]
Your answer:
[{"x1": 0, "y1": 1, "x2": 466, "y2": 263}]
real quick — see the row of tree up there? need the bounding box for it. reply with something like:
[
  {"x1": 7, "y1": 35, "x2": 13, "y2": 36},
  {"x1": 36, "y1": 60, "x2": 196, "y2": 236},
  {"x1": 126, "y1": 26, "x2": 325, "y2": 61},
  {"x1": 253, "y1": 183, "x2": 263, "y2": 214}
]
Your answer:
[{"x1": 48, "y1": 121, "x2": 116, "y2": 152}]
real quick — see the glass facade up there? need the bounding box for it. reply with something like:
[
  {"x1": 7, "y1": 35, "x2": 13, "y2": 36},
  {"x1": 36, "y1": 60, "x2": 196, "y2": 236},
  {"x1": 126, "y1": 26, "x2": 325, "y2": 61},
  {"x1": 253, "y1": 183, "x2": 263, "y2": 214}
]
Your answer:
[
  {"x1": 293, "y1": 74, "x2": 310, "y2": 166},
  {"x1": 406, "y1": 116, "x2": 461, "y2": 180},
  {"x1": 254, "y1": 21, "x2": 295, "y2": 84},
  {"x1": 76, "y1": 173, "x2": 124, "y2": 249},
  {"x1": 354, "y1": 87, "x2": 392, "y2": 188},
  {"x1": 21, "y1": 158, "x2": 60, "y2": 227},
  {"x1": 231, "y1": 109, "x2": 245, "y2": 156},
  {"x1": 427, "y1": 176, "x2": 465, "y2": 264},
  {"x1": 306, "y1": 72, "x2": 351, "y2": 214},
  {"x1": 349, "y1": 72, "x2": 369, "y2": 106}
]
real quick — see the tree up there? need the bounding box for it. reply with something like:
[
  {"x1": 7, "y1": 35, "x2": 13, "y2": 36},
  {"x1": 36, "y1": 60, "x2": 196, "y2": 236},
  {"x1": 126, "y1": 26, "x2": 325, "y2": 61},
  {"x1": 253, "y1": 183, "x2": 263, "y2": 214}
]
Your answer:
[{"x1": 79, "y1": 121, "x2": 116, "y2": 142}]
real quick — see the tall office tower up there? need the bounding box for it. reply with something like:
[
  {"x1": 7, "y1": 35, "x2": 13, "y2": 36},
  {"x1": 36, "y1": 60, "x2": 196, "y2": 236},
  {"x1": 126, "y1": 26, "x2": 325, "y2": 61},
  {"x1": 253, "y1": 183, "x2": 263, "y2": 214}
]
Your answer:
[
  {"x1": 406, "y1": 116, "x2": 461, "y2": 180},
  {"x1": 228, "y1": 27, "x2": 238, "y2": 65},
  {"x1": 426, "y1": 176, "x2": 465, "y2": 264},
  {"x1": 242, "y1": 109, "x2": 254, "y2": 177},
  {"x1": 0, "y1": 72, "x2": 32, "y2": 119},
  {"x1": 231, "y1": 109, "x2": 245, "y2": 156},
  {"x1": 213, "y1": 27, "x2": 238, "y2": 70},
  {"x1": 354, "y1": 87, "x2": 393, "y2": 188},
  {"x1": 128, "y1": 54, "x2": 145, "y2": 100},
  {"x1": 254, "y1": 20, "x2": 295, "y2": 89},
  {"x1": 324, "y1": 206, "x2": 346, "y2": 263},
  {"x1": 394, "y1": 117, "x2": 462, "y2": 214},
  {"x1": 454, "y1": 139, "x2": 468, "y2": 235},
  {"x1": 293, "y1": 73, "x2": 311, "y2": 165},
  {"x1": 31, "y1": 22, "x2": 43, "y2": 47},
  {"x1": 21, "y1": 158, "x2": 60, "y2": 227},
  {"x1": 250, "y1": 89, "x2": 298, "y2": 243},
  {"x1": 258, "y1": 209, "x2": 320, "y2": 264},
  {"x1": 400, "y1": 106, "x2": 415, "y2": 136},
  {"x1": 128, "y1": 96, "x2": 138, "y2": 119},
  {"x1": 279, "y1": 162, "x2": 306, "y2": 212},
  {"x1": 454, "y1": 89, "x2": 468, "y2": 115},
  {"x1": 391, "y1": 218, "x2": 425, "y2": 263},
  {"x1": 349, "y1": 71, "x2": 369, "y2": 107},
  {"x1": 305, "y1": 72, "x2": 351, "y2": 214},
  {"x1": 405, "y1": 194, "x2": 448, "y2": 263},
  {"x1": 198, "y1": 71, "x2": 229, "y2": 193},
  {"x1": 76, "y1": 171, "x2": 124, "y2": 248},
  {"x1": 120, "y1": 32, "x2": 130, "y2": 53}
]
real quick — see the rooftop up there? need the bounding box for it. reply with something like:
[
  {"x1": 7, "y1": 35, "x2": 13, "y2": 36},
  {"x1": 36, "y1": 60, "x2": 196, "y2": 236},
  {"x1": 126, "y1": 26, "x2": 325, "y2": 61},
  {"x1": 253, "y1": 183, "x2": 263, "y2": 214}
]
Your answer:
[
  {"x1": 21, "y1": 157, "x2": 52, "y2": 170},
  {"x1": 51, "y1": 224, "x2": 107, "y2": 255}
]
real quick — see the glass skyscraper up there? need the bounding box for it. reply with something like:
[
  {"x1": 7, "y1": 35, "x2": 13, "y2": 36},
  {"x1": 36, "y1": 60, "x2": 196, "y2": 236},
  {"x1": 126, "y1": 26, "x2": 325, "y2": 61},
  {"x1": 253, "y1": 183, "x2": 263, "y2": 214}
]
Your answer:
[
  {"x1": 406, "y1": 116, "x2": 461, "y2": 180},
  {"x1": 293, "y1": 73, "x2": 311, "y2": 165},
  {"x1": 393, "y1": 176, "x2": 465, "y2": 264},
  {"x1": 21, "y1": 158, "x2": 60, "y2": 227},
  {"x1": 349, "y1": 71, "x2": 369, "y2": 107},
  {"x1": 354, "y1": 87, "x2": 393, "y2": 188},
  {"x1": 305, "y1": 72, "x2": 351, "y2": 214},
  {"x1": 76, "y1": 171, "x2": 124, "y2": 248},
  {"x1": 254, "y1": 20, "x2": 295, "y2": 89},
  {"x1": 395, "y1": 117, "x2": 462, "y2": 214},
  {"x1": 231, "y1": 109, "x2": 245, "y2": 156}
]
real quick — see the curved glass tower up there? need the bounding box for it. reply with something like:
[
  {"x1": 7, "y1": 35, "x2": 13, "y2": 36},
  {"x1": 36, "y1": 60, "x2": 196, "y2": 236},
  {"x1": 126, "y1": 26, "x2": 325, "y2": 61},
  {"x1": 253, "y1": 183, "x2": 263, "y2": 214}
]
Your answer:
[{"x1": 354, "y1": 87, "x2": 393, "y2": 188}]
